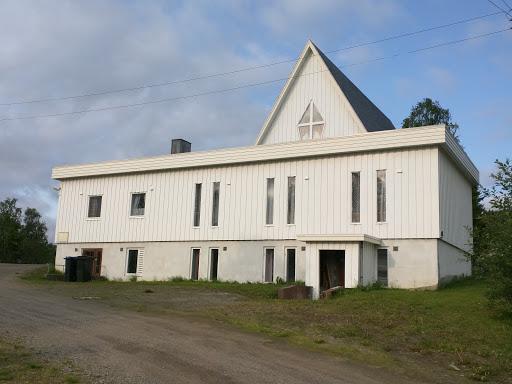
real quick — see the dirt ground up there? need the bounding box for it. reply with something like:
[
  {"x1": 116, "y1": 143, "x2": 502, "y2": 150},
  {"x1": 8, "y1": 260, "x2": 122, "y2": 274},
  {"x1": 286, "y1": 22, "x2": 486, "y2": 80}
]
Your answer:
[{"x1": 0, "y1": 264, "x2": 433, "y2": 384}]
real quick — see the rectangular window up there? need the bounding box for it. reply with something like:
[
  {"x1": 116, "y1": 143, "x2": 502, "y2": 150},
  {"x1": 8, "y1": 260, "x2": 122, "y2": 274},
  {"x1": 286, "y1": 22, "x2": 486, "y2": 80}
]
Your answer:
[
  {"x1": 193, "y1": 183, "x2": 202, "y2": 227},
  {"x1": 210, "y1": 248, "x2": 219, "y2": 281},
  {"x1": 266, "y1": 178, "x2": 274, "y2": 225},
  {"x1": 211, "y1": 182, "x2": 220, "y2": 226},
  {"x1": 264, "y1": 248, "x2": 274, "y2": 283},
  {"x1": 127, "y1": 249, "x2": 138, "y2": 274},
  {"x1": 352, "y1": 172, "x2": 360, "y2": 223},
  {"x1": 191, "y1": 248, "x2": 200, "y2": 280},
  {"x1": 130, "y1": 193, "x2": 145, "y2": 216},
  {"x1": 377, "y1": 170, "x2": 386, "y2": 222},
  {"x1": 287, "y1": 177, "x2": 295, "y2": 225},
  {"x1": 286, "y1": 248, "x2": 296, "y2": 282},
  {"x1": 377, "y1": 249, "x2": 388, "y2": 287},
  {"x1": 88, "y1": 196, "x2": 102, "y2": 218}
]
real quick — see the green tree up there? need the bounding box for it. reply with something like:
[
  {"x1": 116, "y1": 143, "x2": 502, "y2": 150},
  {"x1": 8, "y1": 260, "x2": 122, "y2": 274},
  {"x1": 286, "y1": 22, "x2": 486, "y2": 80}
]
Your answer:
[
  {"x1": 402, "y1": 98, "x2": 460, "y2": 142},
  {"x1": 0, "y1": 198, "x2": 55, "y2": 264},
  {"x1": 20, "y1": 208, "x2": 54, "y2": 264},
  {"x1": 469, "y1": 159, "x2": 512, "y2": 314},
  {"x1": 0, "y1": 198, "x2": 23, "y2": 263}
]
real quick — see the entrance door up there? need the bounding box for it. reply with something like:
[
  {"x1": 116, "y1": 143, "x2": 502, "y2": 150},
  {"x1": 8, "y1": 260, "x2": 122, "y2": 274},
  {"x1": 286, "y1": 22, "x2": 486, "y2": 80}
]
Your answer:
[
  {"x1": 319, "y1": 250, "x2": 345, "y2": 290},
  {"x1": 82, "y1": 248, "x2": 102, "y2": 277}
]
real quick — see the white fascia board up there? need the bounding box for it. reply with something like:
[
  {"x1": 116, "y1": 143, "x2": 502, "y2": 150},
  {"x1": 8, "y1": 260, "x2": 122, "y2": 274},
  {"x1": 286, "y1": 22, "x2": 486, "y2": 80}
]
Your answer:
[
  {"x1": 297, "y1": 234, "x2": 382, "y2": 245},
  {"x1": 52, "y1": 125, "x2": 450, "y2": 180},
  {"x1": 442, "y1": 130, "x2": 479, "y2": 185},
  {"x1": 253, "y1": 41, "x2": 315, "y2": 145}
]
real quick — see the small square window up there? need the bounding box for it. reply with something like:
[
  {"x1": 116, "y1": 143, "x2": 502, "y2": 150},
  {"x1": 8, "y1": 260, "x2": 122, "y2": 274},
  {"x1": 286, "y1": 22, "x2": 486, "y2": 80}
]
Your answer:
[
  {"x1": 130, "y1": 193, "x2": 145, "y2": 216},
  {"x1": 88, "y1": 196, "x2": 102, "y2": 218}
]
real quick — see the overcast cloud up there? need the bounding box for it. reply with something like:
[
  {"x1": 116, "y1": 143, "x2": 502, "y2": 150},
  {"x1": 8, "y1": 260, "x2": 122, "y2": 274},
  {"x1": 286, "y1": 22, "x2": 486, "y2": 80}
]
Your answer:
[{"x1": 1, "y1": 0, "x2": 511, "y2": 241}]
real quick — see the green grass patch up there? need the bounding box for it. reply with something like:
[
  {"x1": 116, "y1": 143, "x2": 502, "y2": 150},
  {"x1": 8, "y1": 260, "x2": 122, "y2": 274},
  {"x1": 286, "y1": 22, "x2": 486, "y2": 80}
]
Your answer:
[
  {"x1": 22, "y1": 268, "x2": 512, "y2": 382},
  {"x1": 0, "y1": 336, "x2": 85, "y2": 383}
]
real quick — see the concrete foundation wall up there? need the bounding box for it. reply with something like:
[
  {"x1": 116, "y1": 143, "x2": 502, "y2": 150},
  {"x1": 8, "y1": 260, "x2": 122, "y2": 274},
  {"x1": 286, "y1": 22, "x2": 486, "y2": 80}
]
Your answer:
[
  {"x1": 56, "y1": 240, "x2": 306, "y2": 283},
  {"x1": 380, "y1": 239, "x2": 439, "y2": 288},
  {"x1": 437, "y1": 240, "x2": 471, "y2": 284}
]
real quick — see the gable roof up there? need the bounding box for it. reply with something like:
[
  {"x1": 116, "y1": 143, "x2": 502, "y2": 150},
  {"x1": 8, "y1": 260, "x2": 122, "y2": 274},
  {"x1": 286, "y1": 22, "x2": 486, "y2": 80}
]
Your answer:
[
  {"x1": 254, "y1": 40, "x2": 395, "y2": 145},
  {"x1": 311, "y1": 42, "x2": 395, "y2": 133}
]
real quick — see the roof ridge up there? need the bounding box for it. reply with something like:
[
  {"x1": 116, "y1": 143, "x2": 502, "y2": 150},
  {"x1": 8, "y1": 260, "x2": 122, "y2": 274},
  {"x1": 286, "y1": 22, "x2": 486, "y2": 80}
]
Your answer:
[{"x1": 311, "y1": 41, "x2": 395, "y2": 132}]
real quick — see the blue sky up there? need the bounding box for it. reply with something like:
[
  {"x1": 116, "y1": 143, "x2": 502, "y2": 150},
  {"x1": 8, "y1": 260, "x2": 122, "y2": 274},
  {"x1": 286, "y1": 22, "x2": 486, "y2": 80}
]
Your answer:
[{"x1": 0, "y1": 0, "x2": 511, "y2": 241}]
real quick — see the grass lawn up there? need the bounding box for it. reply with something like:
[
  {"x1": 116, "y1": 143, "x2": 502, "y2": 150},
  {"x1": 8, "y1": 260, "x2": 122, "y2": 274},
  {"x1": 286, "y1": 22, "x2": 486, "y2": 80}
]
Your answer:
[
  {"x1": 23, "y1": 269, "x2": 512, "y2": 383},
  {"x1": 0, "y1": 336, "x2": 83, "y2": 384}
]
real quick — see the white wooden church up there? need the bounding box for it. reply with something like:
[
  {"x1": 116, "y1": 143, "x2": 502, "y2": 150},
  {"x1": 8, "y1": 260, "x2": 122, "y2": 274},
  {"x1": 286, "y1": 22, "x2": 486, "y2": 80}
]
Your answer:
[{"x1": 52, "y1": 41, "x2": 477, "y2": 298}]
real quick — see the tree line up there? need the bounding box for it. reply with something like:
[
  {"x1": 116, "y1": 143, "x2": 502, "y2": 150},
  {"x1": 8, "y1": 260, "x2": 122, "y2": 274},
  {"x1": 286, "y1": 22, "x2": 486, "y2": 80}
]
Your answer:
[{"x1": 0, "y1": 198, "x2": 55, "y2": 264}]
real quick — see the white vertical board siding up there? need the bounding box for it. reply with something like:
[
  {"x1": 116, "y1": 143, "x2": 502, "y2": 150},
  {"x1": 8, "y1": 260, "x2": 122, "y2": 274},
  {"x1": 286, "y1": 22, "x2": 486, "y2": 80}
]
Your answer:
[
  {"x1": 439, "y1": 150, "x2": 472, "y2": 250},
  {"x1": 55, "y1": 147, "x2": 440, "y2": 244},
  {"x1": 259, "y1": 50, "x2": 364, "y2": 145}
]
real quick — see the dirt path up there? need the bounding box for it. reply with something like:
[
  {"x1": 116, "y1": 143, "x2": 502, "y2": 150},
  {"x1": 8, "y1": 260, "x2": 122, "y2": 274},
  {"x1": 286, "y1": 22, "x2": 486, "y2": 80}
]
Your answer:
[{"x1": 0, "y1": 264, "x2": 428, "y2": 383}]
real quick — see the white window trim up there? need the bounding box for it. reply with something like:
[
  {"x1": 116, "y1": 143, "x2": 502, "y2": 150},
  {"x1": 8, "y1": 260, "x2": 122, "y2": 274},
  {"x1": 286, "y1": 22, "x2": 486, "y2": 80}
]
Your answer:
[
  {"x1": 129, "y1": 191, "x2": 146, "y2": 218},
  {"x1": 284, "y1": 246, "x2": 297, "y2": 282},
  {"x1": 190, "y1": 248, "x2": 201, "y2": 280},
  {"x1": 263, "y1": 247, "x2": 275, "y2": 283},
  {"x1": 376, "y1": 169, "x2": 387, "y2": 223},
  {"x1": 87, "y1": 195, "x2": 103, "y2": 220},
  {"x1": 297, "y1": 101, "x2": 325, "y2": 140},
  {"x1": 125, "y1": 248, "x2": 139, "y2": 276}
]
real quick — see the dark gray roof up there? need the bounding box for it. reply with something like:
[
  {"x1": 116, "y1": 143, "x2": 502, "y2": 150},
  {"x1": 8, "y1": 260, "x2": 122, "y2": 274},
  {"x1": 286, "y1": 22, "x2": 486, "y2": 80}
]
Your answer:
[{"x1": 313, "y1": 42, "x2": 395, "y2": 132}]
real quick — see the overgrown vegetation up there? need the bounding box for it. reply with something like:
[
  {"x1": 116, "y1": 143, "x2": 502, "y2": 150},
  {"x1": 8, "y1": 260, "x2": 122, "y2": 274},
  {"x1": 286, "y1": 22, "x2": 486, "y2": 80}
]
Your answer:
[
  {"x1": 0, "y1": 197, "x2": 55, "y2": 264},
  {"x1": 0, "y1": 336, "x2": 84, "y2": 383},
  {"x1": 467, "y1": 159, "x2": 512, "y2": 315}
]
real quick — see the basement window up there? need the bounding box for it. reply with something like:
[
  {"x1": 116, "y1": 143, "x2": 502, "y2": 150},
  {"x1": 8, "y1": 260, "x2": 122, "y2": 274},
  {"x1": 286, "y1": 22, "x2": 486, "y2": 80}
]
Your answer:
[{"x1": 297, "y1": 102, "x2": 325, "y2": 140}]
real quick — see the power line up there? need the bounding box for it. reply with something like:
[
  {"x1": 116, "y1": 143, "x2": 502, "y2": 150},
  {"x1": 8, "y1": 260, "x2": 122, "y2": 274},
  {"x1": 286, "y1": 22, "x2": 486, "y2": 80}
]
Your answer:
[
  {"x1": 0, "y1": 28, "x2": 509, "y2": 123},
  {"x1": 501, "y1": 0, "x2": 512, "y2": 10},
  {"x1": 487, "y1": 0, "x2": 512, "y2": 16},
  {"x1": 0, "y1": 11, "x2": 503, "y2": 107}
]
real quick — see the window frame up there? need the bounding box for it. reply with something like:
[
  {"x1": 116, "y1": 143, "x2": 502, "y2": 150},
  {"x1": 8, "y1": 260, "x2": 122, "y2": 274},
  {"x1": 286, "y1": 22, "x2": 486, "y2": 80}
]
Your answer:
[
  {"x1": 266, "y1": 178, "x2": 274, "y2": 226},
  {"x1": 126, "y1": 249, "x2": 139, "y2": 275},
  {"x1": 287, "y1": 176, "x2": 296, "y2": 225},
  {"x1": 377, "y1": 248, "x2": 388, "y2": 287},
  {"x1": 351, "y1": 172, "x2": 361, "y2": 223},
  {"x1": 263, "y1": 247, "x2": 275, "y2": 283},
  {"x1": 297, "y1": 101, "x2": 325, "y2": 140},
  {"x1": 87, "y1": 195, "x2": 102, "y2": 219},
  {"x1": 211, "y1": 182, "x2": 220, "y2": 227},
  {"x1": 190, "y1": 248, "x2": 200, "y2": 280},
  {"x1": 285, "y1": 247, "x2": 296, "y2": 282},
  {"x1": 130, "y1": 192, "x2": 146, "y2": 217},
  {"x1": 376, "y1": 170, "x2": 386, "y2": 223},
  {"x1": 193, "y1": 183, "x2": 202, "y2": 227},
  {"x1": 209, "y1": 248, "x2": 219, "y2": 281}
]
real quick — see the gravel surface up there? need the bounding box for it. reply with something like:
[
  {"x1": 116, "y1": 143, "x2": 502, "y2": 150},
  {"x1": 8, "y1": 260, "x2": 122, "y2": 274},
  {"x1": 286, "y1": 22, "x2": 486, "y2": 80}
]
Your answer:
[{"x1": 0, "y1": 264, "x2": 430, "y2": 383}]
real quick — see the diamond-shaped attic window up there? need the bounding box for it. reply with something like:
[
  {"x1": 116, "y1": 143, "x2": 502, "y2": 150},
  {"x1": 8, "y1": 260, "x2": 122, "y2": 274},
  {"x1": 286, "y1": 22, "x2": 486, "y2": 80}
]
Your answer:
[{"x1": 298, "y1": 102, "x2": 324, "y2": 140}]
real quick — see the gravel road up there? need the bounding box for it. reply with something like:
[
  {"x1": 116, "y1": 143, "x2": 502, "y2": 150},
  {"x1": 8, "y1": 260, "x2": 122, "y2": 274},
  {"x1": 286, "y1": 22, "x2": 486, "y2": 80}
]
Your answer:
[{"x1": 0, "y1": 264, "x2": 427, "y2": 383}]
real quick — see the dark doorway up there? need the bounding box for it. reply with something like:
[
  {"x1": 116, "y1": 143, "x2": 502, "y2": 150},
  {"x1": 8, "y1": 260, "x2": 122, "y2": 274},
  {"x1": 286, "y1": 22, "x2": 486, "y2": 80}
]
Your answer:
[
  {"x1": 286, "y1": 248, "x2": 296, "y2": 282},
  {"x1": 210, "y1": 249, "x2": 219, "y2": 281},
  {"x1": 82, "y1": 248, "x2": 102, "y2": 277},
  {"x1": 319, "y1": 250, "x2": 345, "y2": 290},
  {"x1": 191, "y1": 249, "x2": 200, "y2": 280}
]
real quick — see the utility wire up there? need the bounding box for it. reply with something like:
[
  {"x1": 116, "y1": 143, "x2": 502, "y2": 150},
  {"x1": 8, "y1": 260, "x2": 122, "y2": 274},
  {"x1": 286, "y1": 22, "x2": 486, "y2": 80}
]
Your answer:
[
  {"x1": 0, "y1": 11, "x2": 503, "y2": 106},
  {"x1": 487, "y1": 0, "x2": 512, "y2": 16},
  {"x1": 1, "y1": 28, "x2": 509, "y2": 123},
  {"x1": 501, "y1": 0, "x2": 512, "y2": 10}
]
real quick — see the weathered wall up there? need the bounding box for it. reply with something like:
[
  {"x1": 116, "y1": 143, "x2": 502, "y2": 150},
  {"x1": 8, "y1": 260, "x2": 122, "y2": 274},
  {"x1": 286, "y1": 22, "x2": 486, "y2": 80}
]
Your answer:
[
  {"x1": 437, "y1": 239, "x2": 471, "y2": 284},
  {"x1": 55, "y1": 147, "x2": 440, "y2": 244},
  {"x1": 56, "y1": 240, "x2": 306, "y2": 283}
]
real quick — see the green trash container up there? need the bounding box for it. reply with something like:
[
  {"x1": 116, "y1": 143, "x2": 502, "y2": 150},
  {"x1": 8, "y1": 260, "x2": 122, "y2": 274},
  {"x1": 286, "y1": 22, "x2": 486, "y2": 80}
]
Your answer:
[
  {"x1": 76, "y1": 256, "x2": 94, "y2": 282},
  {"x1": 64, "y1": 257, "x2": 78, "y2": 282}
]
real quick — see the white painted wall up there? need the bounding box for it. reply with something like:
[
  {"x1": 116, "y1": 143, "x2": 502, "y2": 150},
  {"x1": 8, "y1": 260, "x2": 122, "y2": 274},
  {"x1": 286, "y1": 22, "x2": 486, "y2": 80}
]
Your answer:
[
  {"x1": 381, "y1": 239, "x2": 439, "y2": 289},
  {"x1": 55, "y1": 147, "x2": 440, "y2": 245},
  {"x1": 437, "y1": 239, "x2": 471, "y2": 283},
  {"x1": 258, "y1": 49, "x2": 364, "y2": 145},
  {"x1": 439, "y1": 150, "x2": 473, "y2": 250},
  {"x1": 55, "y1": 240, "x2": 306, "y2": 283}
]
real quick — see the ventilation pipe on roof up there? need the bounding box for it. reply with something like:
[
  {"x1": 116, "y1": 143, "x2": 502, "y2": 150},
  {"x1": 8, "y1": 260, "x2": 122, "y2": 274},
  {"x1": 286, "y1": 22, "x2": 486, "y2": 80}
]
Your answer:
[{"x1": 171, "y1": 139, "x2": 191, "y2": 154}]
